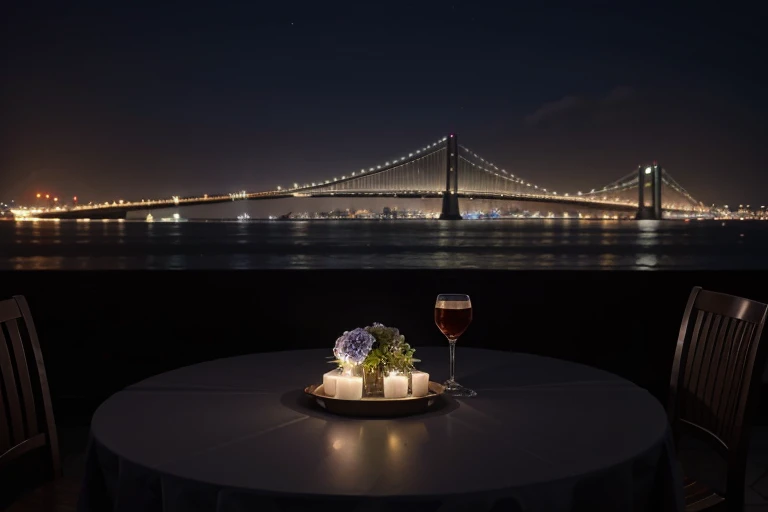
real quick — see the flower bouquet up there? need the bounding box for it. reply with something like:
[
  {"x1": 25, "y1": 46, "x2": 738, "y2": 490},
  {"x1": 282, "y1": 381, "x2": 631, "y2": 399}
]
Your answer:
[{"x1": 329, "y1": 323, "x2": 419, "y2": 397}]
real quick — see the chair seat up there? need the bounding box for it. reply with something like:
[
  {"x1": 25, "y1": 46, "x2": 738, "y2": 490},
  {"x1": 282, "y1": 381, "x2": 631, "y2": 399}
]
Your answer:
[
  {"x1": 684, "y1": 476, "x2": 725, "y2": 511},
  {"x1": 6, "y1": 477, "x2": 80, "y2": 512}
]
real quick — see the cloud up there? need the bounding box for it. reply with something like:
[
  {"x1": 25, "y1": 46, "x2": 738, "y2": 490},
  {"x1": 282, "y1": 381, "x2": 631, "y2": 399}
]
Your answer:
[
  {"x1": 603, "y1": 86, "x2": 635, "y2": 105},
  {"x1": 525, "y1": 86, "x2": 636, "y2": 126},
  {"x1": 524, "y1": 95, "x2": 586, "y2": 125}
]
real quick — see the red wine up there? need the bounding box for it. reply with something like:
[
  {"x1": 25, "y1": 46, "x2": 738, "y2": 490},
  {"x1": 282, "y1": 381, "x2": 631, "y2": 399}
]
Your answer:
[{"x1": 435, "y1": 302, "x2": 472, "y2": 340}]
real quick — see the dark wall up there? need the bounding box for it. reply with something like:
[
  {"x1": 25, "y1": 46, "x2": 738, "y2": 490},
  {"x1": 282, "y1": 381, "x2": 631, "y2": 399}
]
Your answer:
[{"x1": 3, "y1": 270, "x2": 767, "y2": 426}]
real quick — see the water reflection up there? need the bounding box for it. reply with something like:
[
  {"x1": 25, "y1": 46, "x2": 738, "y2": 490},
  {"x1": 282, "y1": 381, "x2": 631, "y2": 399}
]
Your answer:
[
  {"x1": 1, "y1": 219, "x2": 767, "y2": 270},
  {"x1": 167, "y1": 254, "x2": 187, "y2": 269},
  {"x1": 12, "y1": 256, "x2": 65, "y2": 271},
  {"x1": 636, "y1": 254, "x2": 659, "y2": 269},
  {"x1": 637, "y1": 220, "x2": 661, "y2": 232},
  {"x1": 598, "y1": 253, "x2": 617, "y2": 267}
]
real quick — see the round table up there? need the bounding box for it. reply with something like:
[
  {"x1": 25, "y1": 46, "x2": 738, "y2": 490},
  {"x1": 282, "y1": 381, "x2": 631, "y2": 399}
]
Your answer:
[{"x1": 79, "y1": 348, "x2": 683, "y2": 511}]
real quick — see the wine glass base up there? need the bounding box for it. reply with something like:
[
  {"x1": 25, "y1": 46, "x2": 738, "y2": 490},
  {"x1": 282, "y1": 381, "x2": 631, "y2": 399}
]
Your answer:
[{"x1": 443, "y1": 381, "x2": 477, "y2": 398}]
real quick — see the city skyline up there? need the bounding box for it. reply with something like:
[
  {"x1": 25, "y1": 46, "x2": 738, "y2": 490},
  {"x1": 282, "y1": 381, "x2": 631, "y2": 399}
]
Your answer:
[{"x1": 4, "y1": 3, "x2": 766, "y2": 205}]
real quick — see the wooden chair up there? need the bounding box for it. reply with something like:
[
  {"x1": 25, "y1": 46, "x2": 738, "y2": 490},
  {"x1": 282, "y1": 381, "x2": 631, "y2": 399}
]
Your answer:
[
  {"x1": 668, "y1": 286, "x2": 768, "y2": 511},
  {"x1": 0, "y1": 295, "x2": 79, "y2": 511}
]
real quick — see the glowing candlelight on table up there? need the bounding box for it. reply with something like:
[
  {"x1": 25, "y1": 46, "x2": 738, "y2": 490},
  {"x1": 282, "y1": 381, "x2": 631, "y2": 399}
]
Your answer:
[
  {"x1": 411, "y1": 371, "x2": 429, "y2": 397},
  {"x1": 383, "y1": 371, "x2": 409, "y2": 398},
  {"x1": 323, "y1": 370, "x2": 340, "y2": 396},
  {"x1": 334, "y1": 370, "x2": 363, "y2": 400}
]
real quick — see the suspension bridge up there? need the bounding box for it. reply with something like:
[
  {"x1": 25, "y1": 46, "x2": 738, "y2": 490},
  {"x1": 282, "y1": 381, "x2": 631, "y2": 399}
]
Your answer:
[{"x1": 33, "y1": 134, "x2": 706, "y2": 220}]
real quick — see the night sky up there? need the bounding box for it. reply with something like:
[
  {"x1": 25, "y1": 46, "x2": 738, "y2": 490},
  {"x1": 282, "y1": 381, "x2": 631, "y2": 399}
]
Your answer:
[{"x1": 4, "y1": 2, "x2": 766, "y2": 207}]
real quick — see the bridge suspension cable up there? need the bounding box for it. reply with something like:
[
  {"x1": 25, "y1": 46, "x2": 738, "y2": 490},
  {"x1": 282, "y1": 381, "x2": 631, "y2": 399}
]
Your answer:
[
  {"x1": 457, "y1": 144, "x2": 556, "y2": 197},
  {"x1": 277, "y1": 136, "x2": 450, "y2": 195},
  {"x1": 662, "y1": 172, "x2": 702, "y2": 207}
]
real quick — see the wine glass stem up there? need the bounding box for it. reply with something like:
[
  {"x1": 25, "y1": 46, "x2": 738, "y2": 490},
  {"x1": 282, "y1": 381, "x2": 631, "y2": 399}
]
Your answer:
[{"x1": 448, "y1": 339, "x2": 457, "y2": 384}]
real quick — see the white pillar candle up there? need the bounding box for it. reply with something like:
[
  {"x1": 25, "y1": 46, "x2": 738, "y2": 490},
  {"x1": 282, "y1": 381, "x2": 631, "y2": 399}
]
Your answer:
[
  {"x1": 411, "y1": 371, "x2": 430, "y2": 397},
  {"x1": 383, "y1": 372, "x2": 409, "y2": 399},
  {"x1": 323, "y1": 370, "x2": 341, "y2": 397},
  {"x1": 335, "y1": 375, "x2": 363, "y2": 400}
]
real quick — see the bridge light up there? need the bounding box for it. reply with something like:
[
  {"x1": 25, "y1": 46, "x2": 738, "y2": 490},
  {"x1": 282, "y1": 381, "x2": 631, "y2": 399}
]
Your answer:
[
  {"x1": 409, "y1": 153, "x2": 413, "y2": 157},
  {"x1": 36, "y1": 193, "x2": 41, "y2": 198},
  {"x1": 645, "y1": 167, "x2": 652, "y2": 174},
  {"x1": 385, "y1": 162, "x2": 390, "y2": 166},
  {"x1": 54, "y1": 197, "x2": 58, "y2": 202},
  {"x1": 45, "y1": 194, "x2": 50, "y2": 199},
  {"x1": 376, "y1": 165, "x2": 381, "y2": 169},
  {"x1": 293, "y1": 183, "x2": 299, "y2": 188},
  {"x1": 369, "y1": 168, "x2": 373, "y2": 171}
]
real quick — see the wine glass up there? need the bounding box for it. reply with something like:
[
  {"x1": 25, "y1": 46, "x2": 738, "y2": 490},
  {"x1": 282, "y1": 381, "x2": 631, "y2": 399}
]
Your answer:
[{"x1": 434, "y1": 294, "x2": 476, "y2": 397}]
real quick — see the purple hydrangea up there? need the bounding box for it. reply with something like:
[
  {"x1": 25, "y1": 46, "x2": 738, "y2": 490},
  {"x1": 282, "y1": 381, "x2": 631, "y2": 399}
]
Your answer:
[{"x1": 333, "y1": 327, "x2": 375, "y2": 364}]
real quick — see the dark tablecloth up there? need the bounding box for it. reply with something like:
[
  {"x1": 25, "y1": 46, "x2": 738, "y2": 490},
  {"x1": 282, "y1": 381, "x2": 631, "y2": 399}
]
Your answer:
[{"x1": 78, "y1": 348, "x2": 684, "y2": 511}]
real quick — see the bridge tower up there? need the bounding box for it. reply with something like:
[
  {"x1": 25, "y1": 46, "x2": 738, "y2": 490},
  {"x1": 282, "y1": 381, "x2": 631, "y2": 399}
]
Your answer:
[
  {"x1": 635, "y1": 162, "x2": 663, "y2": 220},
  {"x1": 439, "y1": 133, "x2": 462, "y2": 220}
]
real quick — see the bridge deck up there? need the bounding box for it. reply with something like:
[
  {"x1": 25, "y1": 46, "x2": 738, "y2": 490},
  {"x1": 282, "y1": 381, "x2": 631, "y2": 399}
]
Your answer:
[{"x1": 32, "y1": 191, "x2": 703, "y2": 219}]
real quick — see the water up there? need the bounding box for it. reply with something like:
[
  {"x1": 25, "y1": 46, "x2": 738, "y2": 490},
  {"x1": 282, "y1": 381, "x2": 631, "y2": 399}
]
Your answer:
[{"x1": 1, "y1": 219, "x2": 766, "y2": 270}]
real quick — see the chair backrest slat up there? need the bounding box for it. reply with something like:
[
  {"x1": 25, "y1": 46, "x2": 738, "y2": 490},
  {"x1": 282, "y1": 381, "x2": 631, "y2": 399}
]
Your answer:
[
  {"x1": 669, "y1": 287, "x2": 768, "y2": 509},
  {"x1": 682, "y1": 310, "x2": 709, "y2": 423},
  {"x1": 702, "y1": 316, "x2": 730, "y2": 423},
  {"x1": 716, "y1": 320, "x2": 747, "y2": 440},
  {"x1": 0, "y1": 327, "x2": 25, "y2": 444},
  {"x1": 710, "y1": 319, "x2": 740, "y2": 434},
  {"x1": 0, "y1": 296, "x2": 60, "y2": 478},
  {"x1": 6, "y1": 317, "x2": 39, "y2": 436},
  {"x1": 725, "y1": 322, "x2": 759, "y2": 444},
  {"x1": 0, "y1": 371, "x2": 8, "y2": 453}
]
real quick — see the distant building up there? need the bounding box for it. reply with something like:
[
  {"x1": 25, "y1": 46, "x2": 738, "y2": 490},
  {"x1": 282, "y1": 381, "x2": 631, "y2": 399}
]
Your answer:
[{"x1": 354, "y1": 209, "x2": 375, "y2": 219}]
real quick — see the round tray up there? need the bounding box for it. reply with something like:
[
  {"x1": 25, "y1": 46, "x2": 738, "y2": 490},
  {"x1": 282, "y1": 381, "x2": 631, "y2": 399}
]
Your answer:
[{"x1": 304, "y1": 381, "x2": 445, "y2": 417}]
